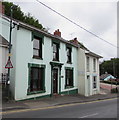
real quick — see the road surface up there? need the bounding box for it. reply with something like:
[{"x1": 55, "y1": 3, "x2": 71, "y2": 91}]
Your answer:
[{"x1": 2, "y1": 98, "x2": 117, "y2": 118}]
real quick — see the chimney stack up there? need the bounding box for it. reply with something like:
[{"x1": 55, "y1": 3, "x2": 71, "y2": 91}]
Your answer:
[
  {"x1": 54, "y1": 29, "x2": 61, "y2": 37},
  {"x1": 0, "y1": 3, "x2": 5, "y2": 14},
  {"x1": 70, "y1": 37, "x2": 79, "y2": 45}
]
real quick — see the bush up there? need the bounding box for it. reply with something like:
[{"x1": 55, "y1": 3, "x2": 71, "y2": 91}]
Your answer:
[{"x1": 111, "y1": 88, "x2": 118, "y2": 93}]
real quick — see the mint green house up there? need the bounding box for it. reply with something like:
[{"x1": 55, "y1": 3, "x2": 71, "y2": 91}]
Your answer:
[{"x1": 1, "y1": 16, "x2": 78, "y2": 100}]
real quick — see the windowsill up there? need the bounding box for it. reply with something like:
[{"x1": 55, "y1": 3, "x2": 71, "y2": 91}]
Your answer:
[
  {"x1": 27, "y1": 90, "x2": 46, "y2": 95},
  {"x1": 52, "y1": 59, "x2": 59, "y2": 62},
  {"x1": 67, "y1": 62, "x2": 72, "y2": 64},
  {"x1": 65, "y1": 86, "x2": 74, "y2": 89},
  {"x1": 33, "y1": 56, "x2": 43, "y2": 60}
]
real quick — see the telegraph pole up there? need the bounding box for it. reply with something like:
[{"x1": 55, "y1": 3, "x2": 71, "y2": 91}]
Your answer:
[
  {"x1": 113, "y1": 60, "x2": 116, "y2": 77},
  {"x1": 6, "y1": 6, "x2": 14, "y2": 99},
  {"x1": 7, "y1": 6, "x2": 13, "y2": 84}
]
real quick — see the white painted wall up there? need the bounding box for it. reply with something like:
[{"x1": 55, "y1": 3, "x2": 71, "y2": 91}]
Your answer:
[
  {"x1": 1, "y1": 16, "x2": 78, "y2": 100},
  {"x1": 77, "y1": 48, "x2": 86, "y2": 95},
  {"x1": 77, "y1": 46, "x2": 100, "y2": 96},
  {"x1": 85, "y1": 55, "x2": 100, "y2": 96},
  {"x1": 13, "y1": 27, "x2": 78, "y2": 100},
  {"x1": 0, "y1": 16, "x2": 9, "y2": 83},
  {"x1": 0, "y1": 46, "x2": 8, "y2": 83}
]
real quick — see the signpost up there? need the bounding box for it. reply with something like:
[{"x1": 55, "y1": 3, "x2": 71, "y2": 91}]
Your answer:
[{"x1": 5, "y1": 57, "x2": 13, "y2": 69}]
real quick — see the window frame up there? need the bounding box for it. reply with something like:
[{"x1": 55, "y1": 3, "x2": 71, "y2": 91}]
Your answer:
[
  {"x1": 52, "y1": 42, "x2": 59, "y2": 61},
  {"x1": 27, "y1": 63, "x2": 46, "y2": 95},
  {"x1": 86, "y1": 56, "x2": 90, "y2": 72},
  {"x1": 93, "y1": 76, "x2": 97, "y2": 89},
  {"x1": 66, "y1": 47, "x2": 72, "y2": 63},
  {"x1": 33, "y1": 36, "x2": 42, "y2": 59},
  {"x1": 65, "y1": 68, "x2": 74, "y2": 88},
  {"x1": 93, "y1": 58, "x2": 96, "y2": 72}
]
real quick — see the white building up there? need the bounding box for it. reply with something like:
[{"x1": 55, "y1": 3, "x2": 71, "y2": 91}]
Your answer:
[
  {"x1": 0, "y1": 35, "x2": 9, "y2": 83},
  {"x1": 1, "y1": 15, "x2": 78, "y2": 100},
  {"x1": 1, "y1": 15, "x2": 102, "y2": 100},
  {"x1": 76, "y1": 41, "x2": 102, "y2": 96}
]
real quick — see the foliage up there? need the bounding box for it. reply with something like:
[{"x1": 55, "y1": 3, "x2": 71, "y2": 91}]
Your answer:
[
  {"x1": 100, "y1": 58, "x2": 119, "y2": 78},
  {"x1": 111, "y1": 88, "x2": 118, "y2": 93},
  {"x1": 2, "y1": 1, "x2": 43, "y2": 30}
]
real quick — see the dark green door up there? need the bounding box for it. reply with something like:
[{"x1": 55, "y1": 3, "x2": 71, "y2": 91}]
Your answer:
[{"x1": 53, "y1": 68, "x2": 58, "y2": 94}]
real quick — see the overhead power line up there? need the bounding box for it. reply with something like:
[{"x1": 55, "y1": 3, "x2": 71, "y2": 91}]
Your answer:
[{"x1": 36, "y1": 0, "x2": 118, "y2": 49}]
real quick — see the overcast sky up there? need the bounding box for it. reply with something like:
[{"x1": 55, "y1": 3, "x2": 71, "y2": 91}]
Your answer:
[{"x1": 7, "y1": 0, "x2": 118, "y2": 61}]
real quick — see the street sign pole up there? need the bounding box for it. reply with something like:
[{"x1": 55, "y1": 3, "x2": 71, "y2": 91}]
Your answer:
[{"x1": 7, "y1": 6, "x2": 13, "y2": 99}]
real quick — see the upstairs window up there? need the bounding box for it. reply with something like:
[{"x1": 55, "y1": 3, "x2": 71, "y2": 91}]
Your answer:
[
  {"x1": 93, "y1": 58, "x2": 96, "y2": 72},
  {"x1": 53, "y1": 42, "x2": 59, "y2": 61},
  {"x1": 67, "y1": 47, "x2": 72, "y2": 63},
  {"x1": 33, "y1": 36, "x2": 42, "y2": 59},
  {"x1": 86, "y1": 56, "x2": 90, "y2": 72}
]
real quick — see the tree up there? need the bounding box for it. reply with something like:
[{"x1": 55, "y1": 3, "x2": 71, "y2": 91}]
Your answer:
[
  {"x1": 2, "y1": 1, "x2": 43, "y2": 30},
  {"x1": 100, "y1": 58, "x2": 119, "y2": 78}
]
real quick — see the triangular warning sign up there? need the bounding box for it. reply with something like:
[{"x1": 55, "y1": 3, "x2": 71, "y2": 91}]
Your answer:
[{"x1": 5, "y1": 58, "x2": 13, "y2": 68}]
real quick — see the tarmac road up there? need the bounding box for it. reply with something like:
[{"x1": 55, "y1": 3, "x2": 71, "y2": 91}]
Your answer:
[{"x1": 2, "y1": 98, "x2": 117, "y2": 118}]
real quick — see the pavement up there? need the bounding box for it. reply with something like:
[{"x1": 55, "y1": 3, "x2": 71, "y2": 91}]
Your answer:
[{"x1": 1, "y1": 82, "x2": 118, "y2": 112}]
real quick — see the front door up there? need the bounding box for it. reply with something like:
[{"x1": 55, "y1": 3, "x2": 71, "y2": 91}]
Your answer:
[{"x1": 53, "y1": 68, "x2": 58, "y2": 94}]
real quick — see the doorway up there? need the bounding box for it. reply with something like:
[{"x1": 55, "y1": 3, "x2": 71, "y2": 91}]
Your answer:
[
  {"x1": 87, "y1": 75, "x2": 90, "y2": 96},
  {"x1": 52, "y1": 68, "x2": 58, "y2": 94}
]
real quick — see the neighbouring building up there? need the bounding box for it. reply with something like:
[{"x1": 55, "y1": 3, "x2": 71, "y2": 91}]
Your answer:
[
  {"x1": 70, "y1": 39, "x2": 102, "y2": 96},
  {"x1": 100, "y1": 72, "x2": 116, "y2": 81},
  {"x1": 1, "y1": 14, "x2": 102, "y2": 100},
  {"x1": 0, "y1": 35, "x2": 9, "y2": 83}
]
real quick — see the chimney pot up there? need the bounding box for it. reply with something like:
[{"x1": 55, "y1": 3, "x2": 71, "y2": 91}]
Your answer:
[
  {"x1": 54, "y1": 29, "x2": 61, "y2": 37},
  {"x1": 2, "y1": 5, "x2": 5, "y2": 14},
  {"x1": 0, "y1": 3, "x2": 5, "y2": 14}
]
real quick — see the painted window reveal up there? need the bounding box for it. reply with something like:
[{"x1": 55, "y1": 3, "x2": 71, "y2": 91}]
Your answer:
[
  {"x1": 86, "y1": 56, "x2": 90, "y2": 72},
  {"x1": 53, "y1": 42, "x2": 59, "y2": 61},
  {"x1": 66, "y1": 47, "x2": 72, "y2": 63},
  {"x1": 33, "y1": 36, "x2": 42, "y2": 59},
  {"x1": 65, "y1": 69, "x2": 73, "y2": 87},
  {"x1": 93, "y1": 58, "x2": 96, "y2": 72},
  {"x1": 93, "y1": 76, "x2": 97, "y2": 89}
]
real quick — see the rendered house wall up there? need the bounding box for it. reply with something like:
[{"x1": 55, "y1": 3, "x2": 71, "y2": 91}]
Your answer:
[{"x1": 77, "y1": 48, "x2": 86, "y2": 95}]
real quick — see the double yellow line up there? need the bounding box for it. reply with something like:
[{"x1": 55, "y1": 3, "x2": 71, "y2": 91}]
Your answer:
[{"x1": 1, "y1": 97, "x2": 117, "y2": 115}]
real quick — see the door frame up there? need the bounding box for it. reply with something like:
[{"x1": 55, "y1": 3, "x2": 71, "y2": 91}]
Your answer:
[
  {"x1": 52, "y1": 67, "x2": 59, "y2": 94},
  {"x1": 87, "y1": 75, "x2": 90, "y2": 96},
  {"x1": 50, "y1": 62, "x2": 63, "y2": 96}
]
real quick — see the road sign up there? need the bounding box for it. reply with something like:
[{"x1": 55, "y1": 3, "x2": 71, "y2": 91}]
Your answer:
[{"x1": 5, "y1": 58, "x2": 13, "y2": 68}]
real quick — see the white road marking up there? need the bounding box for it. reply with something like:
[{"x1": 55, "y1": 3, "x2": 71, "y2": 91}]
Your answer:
[{"x1": 79, "y1": 113, "x2": 99, "y2": 118}]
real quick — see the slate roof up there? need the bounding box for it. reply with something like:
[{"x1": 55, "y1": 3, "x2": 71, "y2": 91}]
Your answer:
[
  {"x1": 0, "y1": 35, "x2": 9, "y2": 46},
  {"x1": 1, "y1": 15, "x2": 102, "y2": 58},
  {"x1": 85, "y1": 51, "x2": 103, "y2": 58},
  {"x1": 100, "y1": 73, "x2": 113, "y2": 80},
  {"x1": 2, "y1": 15, "x2": 78, "y2": 48}
]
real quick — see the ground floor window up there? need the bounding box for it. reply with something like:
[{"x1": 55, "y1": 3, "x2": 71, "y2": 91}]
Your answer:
[
  {"x1": 28, "y1": 63, "x2": 45, "y2": 94},
  {"x1": 65, "y1": 68, "x2": 73, "y2": 87},
  {"x1": 30, "y1": 67, "x2": 44, "y2": 91},
  {"x1": 93, "y1": 76, "x2": 97, "y2": 89}
]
